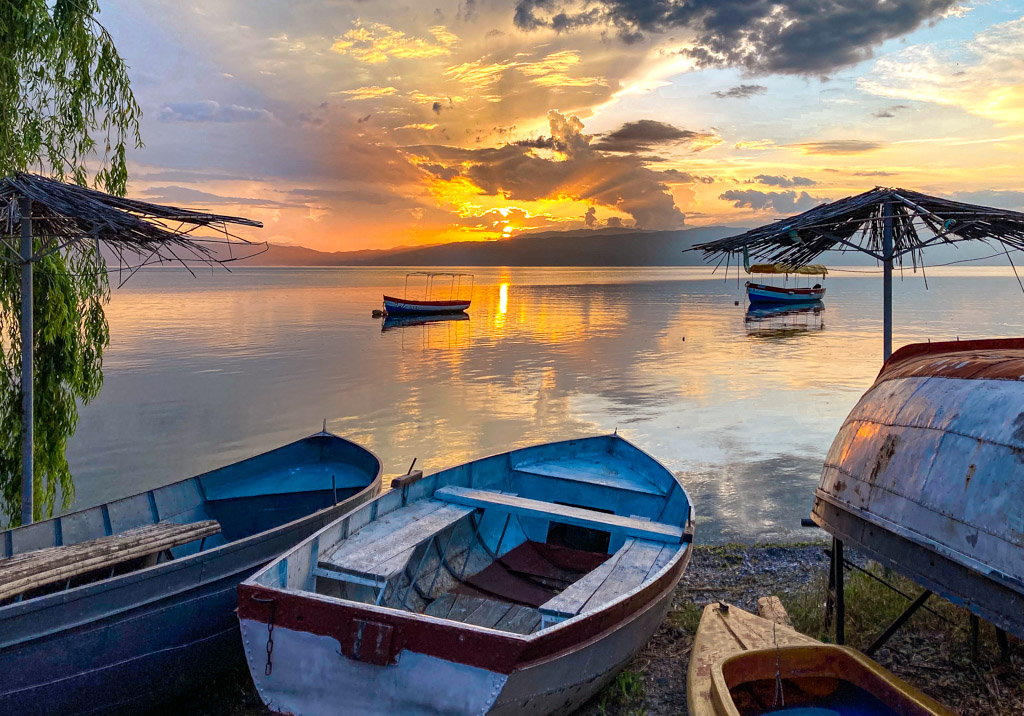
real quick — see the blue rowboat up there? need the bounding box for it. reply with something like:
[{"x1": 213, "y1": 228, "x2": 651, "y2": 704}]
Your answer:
[
  {"x1": 239, "y1": 434, "x2": 694, "y2": 716},
  {"x1": 0, "y1": 430, "x2": 382, "y2": 715},
  {"x1": 745, "y1": 281, "x2": 825, "y2": 305}
]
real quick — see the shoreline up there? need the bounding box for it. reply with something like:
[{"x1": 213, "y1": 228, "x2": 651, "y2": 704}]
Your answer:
[{"x1": 161, "y1": 541, "x2": 1021, "y2": 716}]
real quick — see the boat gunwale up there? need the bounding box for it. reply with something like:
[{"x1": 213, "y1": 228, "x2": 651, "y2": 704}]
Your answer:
[
  {"x1": 0, "y1": 432, "x2": 383, "y2": 624},
  {"x1": 710, "y1": 643, "x2": 955, "y2": 716},
  {"x1": 382, "y1": 295, "x2": 472, "y2": 308},
  {"x1": 878, "y1": 337, "x2": 1024, "y2": 380},
  {"x1": 238, "y1": 433, "x2": 695, "y2": 673}
]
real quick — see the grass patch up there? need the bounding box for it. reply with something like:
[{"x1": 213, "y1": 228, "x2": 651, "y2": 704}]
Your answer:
[
  {"x1": 597, "y1": 668, "x2": 647, "y2": 715},
  {"x1": 668, "y1": 601, "x2": 704, "y2": 634}
]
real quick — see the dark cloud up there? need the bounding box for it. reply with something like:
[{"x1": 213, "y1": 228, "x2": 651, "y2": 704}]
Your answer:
[
  {"x1": 141, "y1": 185, "x2": 300, "y2": 208},
  {"x1": 136, "y1": 170, "x2": 257, "y2": 182},
  {"x1": 660, "y1": 169, "x2": 714, "y2": 184},
  {"x1": 712, "y1": 84, "x2": 767, "y2": 99},
  {"x1": 159, "y1": 100, "x2": 274, "y2": 123},
  {"x1": 285, "y1": 188, "x2": 401, "y2": 205},
  {"x1": 872, "y1": 104, "x2": 909, "y2": 118},
  {"x1": 592, "y1": 120, "x2": 718, "y2": 153},
  {"x1": 405, "y1": 110, "x2": 686, "y2": 229},
  {"x1": 357, "y1": 114, "x2": 372, "y2": 124},
  {"x1": 419, "y1": 162, "x2": 462, "y2": 181},
  {"x1": 795, "y1": 140, "x2": 883, "y2": 154},
  {"x1": 606, "y1": 216, "x2": 624, "y2": 227},
  {"x1": 720, "y1": 189, "x2": 825, "y2": 213},
  {"x1": 584, "y1": 205, "x2": 597, "y2": 227},
  {"x1": 753, "y1": 174, "x2": 816, "y2": 187},
  {"x1": 512, "y1": 0, "x2": 956, "y2": 75},
  {"x1": 822, "y1": 168, "x2": 896, "y2": 176}
]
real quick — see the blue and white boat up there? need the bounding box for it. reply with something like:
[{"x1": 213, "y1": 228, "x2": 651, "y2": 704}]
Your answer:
[
  {"x1": 0, "y1": 430, "x2": 382, "y2": 715},
  {"x1": 745, "y1": 263, "x2": 827, "y2": 305},
  {"x1": 239, "y1": 434, "x2": 694, "y2": 716}
]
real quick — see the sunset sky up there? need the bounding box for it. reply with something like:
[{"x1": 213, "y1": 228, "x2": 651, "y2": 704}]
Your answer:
[{"x1": 103, "y1": 0, "x2": 1024, "y2": 251}]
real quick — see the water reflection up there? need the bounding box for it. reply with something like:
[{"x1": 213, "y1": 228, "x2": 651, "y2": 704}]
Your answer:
[
  {"x1": 62, "y1": 267, "x2": 1024, "y2": 543},
  {"x1": 381, "y1": 312, "x2": 469, "y2": 332},
  {"x1": 745, "y1": 302, "x2": 825, "y2": 339}
]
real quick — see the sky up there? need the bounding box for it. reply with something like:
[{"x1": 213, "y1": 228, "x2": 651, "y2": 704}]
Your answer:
[{"x1": 101, "y1": 0, "x2": 1024, "y2": 252}]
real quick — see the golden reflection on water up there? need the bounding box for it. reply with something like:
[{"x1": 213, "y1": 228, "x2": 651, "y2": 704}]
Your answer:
[{"x1": 67, "y1": 266, "x2": 1024, "y2": 543}]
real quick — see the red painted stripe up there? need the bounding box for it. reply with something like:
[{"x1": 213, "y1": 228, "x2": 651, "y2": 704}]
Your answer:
[
  {"x1": 237, "y1": 544, "x2": 691, "y2": 675},
  {"x1": 383, "y1": 295, "x2": 471, "y2": 307},
  {"x1": 876, "y1": 338, "x2": 1024, "y2": 384}
]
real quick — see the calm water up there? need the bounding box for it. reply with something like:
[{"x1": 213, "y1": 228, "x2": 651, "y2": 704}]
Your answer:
[{"x1": 62, "y1": 266, "x2": 1024, "y2": 543}]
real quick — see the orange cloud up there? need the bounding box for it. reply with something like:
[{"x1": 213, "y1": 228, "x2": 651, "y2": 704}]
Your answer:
[{"x1": 331, "y1": 22, "x2": 457, "y2": 64}]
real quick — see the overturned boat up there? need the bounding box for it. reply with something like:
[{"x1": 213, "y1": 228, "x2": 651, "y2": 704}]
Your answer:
[
  {"x1": 812, "y1": 337, "x2": 1024, "y2": 639},
  {"x1": 688, "y1": 601, "x2": 953, "y2": 716},
  {"x1": 239, "y1": 434, "x2": 694, "y2": 715},
  {"x1": 0, "y1": 430, "x2": 382, "y2": 715}
]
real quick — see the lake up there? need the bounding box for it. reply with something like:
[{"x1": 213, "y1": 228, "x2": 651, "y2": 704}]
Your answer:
[{"x1": 63, "y1": 266, "x2": 1024, "y2": 543}]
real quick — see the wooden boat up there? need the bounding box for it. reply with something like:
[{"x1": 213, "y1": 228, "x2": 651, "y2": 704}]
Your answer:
[
  {"x1": 689, "y1": 601, "x2": 953, "y2": 716},
  {"x1": 0, "y1": 430, "x2": 382, "y2": 715},
  {"x1": 812, "y1": 337, "x2": 1024, "y2": 639},
  {"x1": 383, "y1": 271, "x2": 474, "y2": 315},
  {"x1": 381, "y1": 311, "x2": 469, "y2": 331},
  {"x1": 746, "y1": 263, "x2": 826, "y2": 305},
  {"x1": 238, "y1": 434, "x2": 694, "y2": 715}
]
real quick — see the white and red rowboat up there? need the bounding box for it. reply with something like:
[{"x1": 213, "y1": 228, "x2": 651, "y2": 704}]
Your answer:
[
  {"x1": 383, "y1": 271, "x2": 474, "y2": 315},
  {"x1": 238, "y1": 434, "x2": 694, "y2": 715}
]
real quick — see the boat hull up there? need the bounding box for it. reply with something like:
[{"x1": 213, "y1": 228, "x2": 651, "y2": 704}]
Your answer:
[
  {"x1": 746, "y1": 281, "x2": 825, "y2": 304},
  {"x1": 812, "y1": 337, "x2": 1024, "y2": 639},
  {"x1": 0, "y1": 435, "x2": 382, "y2": 716},
  {"x1": 383, "y1": 295, "x2": 471, "y2": 315}
]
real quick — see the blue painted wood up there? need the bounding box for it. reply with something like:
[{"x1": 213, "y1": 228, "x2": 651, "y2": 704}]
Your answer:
[
  {"x1": 0, "y1": 431, "x2": 382, "y2": 716},
  {"x1": 512, "y1": 458, "x2": 665, "y2": 496},
  {"x1": 434, "y1": 486, "x2": 685, "y2": 543}
]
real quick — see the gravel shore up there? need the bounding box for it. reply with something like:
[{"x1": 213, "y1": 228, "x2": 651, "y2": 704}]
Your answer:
[{"x1": 164, "y1": 542, "x2": 1022, "y2": 715}]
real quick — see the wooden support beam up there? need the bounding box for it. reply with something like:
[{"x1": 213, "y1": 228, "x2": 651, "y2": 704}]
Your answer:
[{"x1": 866, "y1": 588, "x2": 932, "y2": 656}]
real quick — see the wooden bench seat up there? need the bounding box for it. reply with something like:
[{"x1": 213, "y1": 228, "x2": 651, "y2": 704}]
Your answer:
[
  {"x1": 423, "y1": 593, "x2": 542, "y2": 634},
  {"x1": 0, "y1": 520, "x2": 221, "y2": 601},
  {"x1": 538, "y1": 538, "x2": 674, "y2": 627},
  {"x1": 433, "y1": 486, "x2": 684, "y2": 544},
  {"x1": 315, "y1": 500, "x2": 474, "y2": 588},
  {"x1": 512, "y1": 458, "x2": 665, "y2": 496}
]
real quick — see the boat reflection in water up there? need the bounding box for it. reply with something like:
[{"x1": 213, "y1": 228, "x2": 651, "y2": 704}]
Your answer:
[
  {"x1": 744, "y1": 301, "x2": 824, "y2": 339},
  {"x1": 381, "y1": 311, "x2": 470, "y2": 332}
]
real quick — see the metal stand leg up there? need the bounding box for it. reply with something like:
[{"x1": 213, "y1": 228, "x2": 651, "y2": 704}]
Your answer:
[
  {"x1": 996, "y1": 627, "x2": 1010, "y2": 662},
  {"x1": 834, "y1": 538, "x2": 845, "y2": 645},
  {"x1": 866, "y1": 589, "x2": 931, "y2": 656},
  {"x1": 971, "y1": 614, "x2": 980, "y2": 661}
]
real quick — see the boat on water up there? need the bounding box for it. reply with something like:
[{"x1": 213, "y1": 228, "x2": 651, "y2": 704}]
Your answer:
[
  {"x1": 689, "y1": 601, "x2": 953, "y2": 716},
  {"x1": 745, "y1": 301, "x2": 824, "y2": 339},
  {"x1": 239, "y1": 434, "x2": 694, "y2": 716},
  {"x1": 812, "y1": 337, "x2": 1024, "y2": 639},
  {"x1": 745, "y1": 263, "x2": 826, "y2": 305},
  {"x1": 381, "y1": 311, "x2": 470, "y2": 332},
  {"x1": 0, "y1": 430, "x2": 382, "y2": 715},
  {"x1": 383, "y1": 271, "x2": 474, "y2": 315}
]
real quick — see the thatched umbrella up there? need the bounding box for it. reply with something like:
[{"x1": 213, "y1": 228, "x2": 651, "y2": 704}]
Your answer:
[
  {"x1": 694, "y1": 187, "x2": 1024, "y2": 359},
  {"x1": 1, "y1": 173, "x2": 265, "y2": 524}
]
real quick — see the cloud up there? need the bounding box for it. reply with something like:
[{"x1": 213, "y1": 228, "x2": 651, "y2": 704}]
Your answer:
[
  {"x1": 660, "y1": 169, "x2": 714, "y2": 184},
  {"x1": 140, "y1": 185, "x2": 300, "y2": 208},
  {"x1": 331, "y1": 22, "x2": 457, "y2": 64},
  {"x1": 406, "y1": 110, "x2": 687, "y2": 229},
  {"x1": 734, "y1": 139, "x2": 776, "y2": 151},
  {"x1": 444, "y1": 50, "x2": 606, "y2": 90},
  {"x1": 336, "y1": 86, "x2": 399, "y2": 100},
  {"x1": 859, "y1": 17, "x2": 1024, "y2": 126},
  {"x1": 592, "y1": 120, "x2": 720, "y2": 153},
  {"x1": 712, "y1": 84, "x2": 767, "y2": 99},
  {"x1": 794, "y1": 140, "x2": 883, "y2": 154},
  {"x1": 872, "y1": 104, "x2": 909, "y2": 118},
  {"x1": 512, "y1": 0, "x2": 957, "y2": 75},
  {"x1": 948, "y1": 190, "x2": 1024, "y2": 211},
  {"x1": 719, "y1": 189, "x2": 826, "y2": 213},
  {"x1": 753, "y1": 174, "x2": 816, "y2": 187},
  {"x1": 159, "y1": 100, "x2": 274, "y2": 123},
  {"x1": 584, "y1": 206, "x2": 597, "y2": 227}
]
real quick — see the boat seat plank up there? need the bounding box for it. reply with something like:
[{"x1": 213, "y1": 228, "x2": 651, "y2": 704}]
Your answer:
[
  {"x1": 317, "y1": 501, "x2": 473, "y2": 585},
  {"x1": 513, "y1": 459, "x2": 665, "y2": 496},
  {"x1": 539, "y1": 538, "x2": 666, "y2": 623},
  {"x1": 493, "y1": 604, "x2": 543, "y2": 635},
  {"x1": 0, "y1": 520, "x2": 221, "y2": 601},
  {"x1": 463, "y1": 598, "x2": 516, "y2": 628},
  {"x1": 324, "y1": 500, "x2": 448, "y2": 563},
  {"x1": 434, "y1": 486, "x2": 684, "y2": 543}
]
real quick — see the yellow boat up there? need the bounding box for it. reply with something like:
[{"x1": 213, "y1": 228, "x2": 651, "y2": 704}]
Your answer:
[{"x1": 688, "y1": 600, "x2": 954, "y2": 716}]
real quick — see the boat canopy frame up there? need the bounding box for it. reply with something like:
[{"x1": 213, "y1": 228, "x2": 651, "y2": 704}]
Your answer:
[{"x1": 403, "y1": 271, "x2": 475, "y2": 302}]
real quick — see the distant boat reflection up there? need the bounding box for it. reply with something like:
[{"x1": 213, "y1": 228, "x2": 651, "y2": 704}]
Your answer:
[
  {"x1": 745, "y1": 301, "x2": 825, "y2": 339},
  {"x1": 381, "y1": 312, "x2": 470, "y2": 332}
]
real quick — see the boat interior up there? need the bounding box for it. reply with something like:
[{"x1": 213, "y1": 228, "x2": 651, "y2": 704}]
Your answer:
[
  {"x1": 717, "y1": 645, "x2": 941, "y2": 716},
  {"x1": 253, "y1": 436, "x2": 693, "y2": 635},
  {"x1": 0, "y1": 433, "x2": 379, "y2": 606}
]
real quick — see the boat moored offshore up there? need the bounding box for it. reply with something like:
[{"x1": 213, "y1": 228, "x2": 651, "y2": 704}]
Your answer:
[
  {"x1": 745, "y1": 263, "x2": 827, "y2": 305},
  {"x1": 383, "y1": 271, "x2": 474, "y2": 315},
  {"x1": 239, "y1": 434, "x2": 694, "y2": 715}
]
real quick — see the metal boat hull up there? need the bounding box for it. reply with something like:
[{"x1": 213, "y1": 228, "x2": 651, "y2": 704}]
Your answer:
[
  {"x1": 812, "y1": 337, "x2": 1024, "y2": 638},
  {"x1": 383, "y1": 295, "x2": 471, "y2": 315},
  {"x1": 0, "y1": 433, "x2": 382, "y2": 715}
]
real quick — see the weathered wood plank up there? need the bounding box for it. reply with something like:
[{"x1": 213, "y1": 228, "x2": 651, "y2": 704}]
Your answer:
[
  {"x1": 582, "y1": 540, "x2": 664, "y2": 613},
  {"x1": 423, "y1": 592, "x2": 458, "y2": 618},
  {"x1": 539, "y1": 541, "x2": 630, "y2": 619},
  {"x1": 0, "y1": 520, "x2": 220, "y2": 600},
  {"x1": 322, "y1": 499, "x2": 445, "y2": 563},
  {"x1": 756, "y1": 595, "x2": 792, "y2": 626},
  {"x1": 434, "y1": 486, "x2": 683, "y2": 543},
  {"x1": 494, "y1": 605, "x2": 542, "y2": 635},
  {"x1": 463, "y1": 598, "x2": 516, "y2": 629},
  {"x1": 512, "y1": 459, "x2": 665, "y2": 496}
]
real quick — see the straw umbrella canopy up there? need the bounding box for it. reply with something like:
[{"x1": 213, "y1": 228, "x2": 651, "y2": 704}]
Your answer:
[
  {"x1": 693, "y1": 187, "x2": 1024, "y2": 359},
  {"x1": 1, "y1": 172, "x2": 265, "y2": 524}
]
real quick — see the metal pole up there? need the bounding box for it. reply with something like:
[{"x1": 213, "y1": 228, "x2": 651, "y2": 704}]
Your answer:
[
  {"x1": 882, "y1": 199, "x2": 893, "y2": 361},
  {"x1": 19, "y1": 196, "x2": 33, "y2": 525}
]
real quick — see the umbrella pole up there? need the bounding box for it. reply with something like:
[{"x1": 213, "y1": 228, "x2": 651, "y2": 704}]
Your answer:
[
  {"x1": 19, "y1": 196, "x2": 34, "y2": 525},
  {"x1": 883, "y1": 199, "x2": 893, "y2": 361}
]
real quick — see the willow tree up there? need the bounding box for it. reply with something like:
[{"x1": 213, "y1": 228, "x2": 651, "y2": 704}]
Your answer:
[{"x1": 0, "y1": 0, "x2": 141, "y2": 524}]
